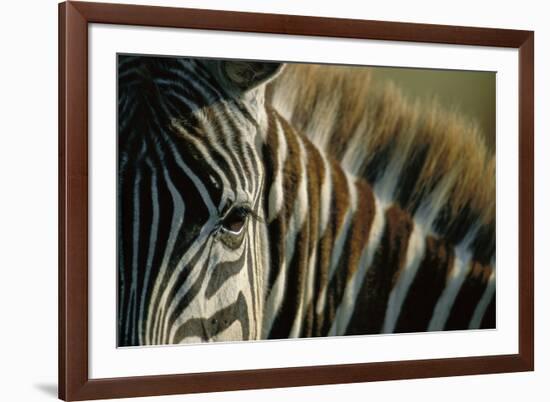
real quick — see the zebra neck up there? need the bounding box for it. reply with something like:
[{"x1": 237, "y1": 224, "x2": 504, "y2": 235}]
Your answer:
[
  {"x1": 261, "y1": 108, "x2": 495, "y2": 339},
  {"x1": 261, "y1": 108, "x2": 377, "y2": 338}
]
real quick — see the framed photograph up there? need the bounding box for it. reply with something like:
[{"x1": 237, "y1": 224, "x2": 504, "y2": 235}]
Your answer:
[{"x1": 59, "y1": 1, "x2": 534, "y2": 400}]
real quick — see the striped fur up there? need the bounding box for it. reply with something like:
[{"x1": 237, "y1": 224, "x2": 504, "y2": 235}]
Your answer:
[{"x1": 117, "y1": 56, "x2": 496, "y2": 346}]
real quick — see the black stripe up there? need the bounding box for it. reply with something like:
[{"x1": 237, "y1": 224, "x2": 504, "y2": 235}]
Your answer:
[
  {"x1": 173, "y1": 292, "x2": 250, "y2": 342},
  {"x1": 133, "y1": 163, "x2": 154, "y2": 343},
  {"x1": 480, "y1": 294, "x2": 496, "y2": 329},
  {"x1": 394, "y1": 236, "x2": 454, "y2": 333},
  {"x1": 444, "y1": 262, "x2": 492, "y2": 331},
  {"x1": 346, "y1": 206, "x2": 413, "y2": 335},
  {"x1": 118, "y1": 145, "x2": 141, "y2": 346},
  {"x1": 161, "y1": 238, "x2": 214, "y2": 342},
  {"x1": 205, "y1": 247, "x2": 247, "y2": 299},
  {"x1": 268, "y1": 224, "x2": 310, "y2": 339}
]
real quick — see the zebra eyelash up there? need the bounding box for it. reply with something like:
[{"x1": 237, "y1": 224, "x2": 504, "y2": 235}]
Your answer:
[
  {"x1": 218, "y1": 205, "x2": 251, "y2": 234},
  {"x1": 240, "y1": 206, "x2": 263, "y2": 224},
  {"x1": 220, "y1": 203, "x2": 263, "y2": 224}
]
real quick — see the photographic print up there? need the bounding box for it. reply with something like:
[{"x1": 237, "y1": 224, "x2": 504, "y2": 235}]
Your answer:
[{"x1": 117, "y1": 55, "x2": 496, "y2": 347}]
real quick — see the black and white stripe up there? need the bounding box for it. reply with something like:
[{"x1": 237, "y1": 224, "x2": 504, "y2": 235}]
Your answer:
[
  {"x1": 118, "y1": 56, "x2": 272, "y2": 345},
  {"x1": 118, "y1": 56, "x2": 496, "y2": 346}
]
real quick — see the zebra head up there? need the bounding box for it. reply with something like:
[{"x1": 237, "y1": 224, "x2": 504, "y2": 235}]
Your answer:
[{"x1": 118, "y1": 56, "x2": 283, "y2": 346}]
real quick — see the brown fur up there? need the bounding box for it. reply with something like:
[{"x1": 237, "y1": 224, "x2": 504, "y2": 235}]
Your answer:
[
  {"x1": 263, "y1": 66, "x2": 496, "y2": 338},
  {"x1": 321, "y1": 179, "x2": 376, "y2": 336},
  {"x1": 444, "y1": 261, "x2": 494, "y2": 330},
  {"x1": 394, "y1": 235, "x2": 455, "y2": 332},
  {"x1": 300, "y1": 139, "x2": 323, "y2": 336},
  {"x1": 346, "y1": 205, "x2": 414, "y2": 335},
  {"x1": 267, "y1": 64, "x2": 495, "y2": 255}
]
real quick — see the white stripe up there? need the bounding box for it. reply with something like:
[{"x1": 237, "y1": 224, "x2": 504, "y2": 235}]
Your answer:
[
  {"x1": 295, "y1": 145, "x2": 330, "y2": 334},
  {"x1": 212, "y1": 320, "x2": 244, "y2": 343},
  {"x1": 125, "y1": 140, "x2": 146, "y2": 344},
  {"x1": 164, "y1": 133, "x2": 217, "y2": 216},
  {"x1": 168, "y1": 243, "x2": 249, "y2": 343},
  {"x1": 469, "y1": 268, "x2": 496, "y2": 329},
  {"x1": 164, "y1": 67, "x2": 254, "y2": 190},
  {"x1": 146, "y1": 164, "x2": 185, "y2": 345},
  {"x1": 296, "y1": 245, "x2": 318, "y2": 336},
  {"x1": 118, "y1": 65, "x2": 143, "y2": 80},
  {"x1": 345, "y1": 171, "x2": 358, "y2": 216},
  {"x1": 382, "y1": 222, "x2": 426, "y2": 333},
  {"x1": 414, "y1": 168, "x2": 459, "y2": 230},
  {"x1": 373, "y1": 152, "x2": 405, "y2": 206},
  {"x1": 328, "y1": 195, "x2": 386, "y2": 336},
  {"x1": 318, "y1": 151, "x2": 333, "y2": 235},
  {"x1": 263, "y1": 135, "x2": 308, "y2": 337},
  {"x1": 162, "y1": 88, "x2": 200, "y2": 112},
  {"x1": 256, "y1": 219, "x2": 270, "y2": 338},
  {"x1": 125, "y1": 168, "x2": 140, "y2": 344},
  {"x1": 165, "y1": 104, "x2": 241, "y2": 203},
  {"x1": 138, "y1": 161, "x2": 160, "y2": 345},
  {"x1": 315, "y1": 172, "x2": 357, "y2": 316},
  {"x1": 146, "y1": 130, "x2": 196, "y2": 344},
  {"x1": 340, "y1": 119, "x2": 368, "y2": 175},
  {"x1": 171, "y1": 121, "x2": 236, "y2": 205},
  {"x1": 267, "y1": 118, "x2": 288, "y2": 222},
  {"x1": 118, "y1": 100, "x2": 139, "y2": 132},
  {"x1": 303, "y1": 97, "x2": 338, "y2": 151},
  {"x1": 289, "y1": 138, "x2": 313, "y2": 338},
  {"x1": 168, "y1": 67, "x2": 220, "y2": 105},
  {"x1": 198, "y1": 105, "x2": 251, "y2": 193},
  {"x1": 177, "y1": 336, "x2": 202, "y2": 344},
  {"x1": 250, "y1": 228, "x2": 263, "y2": 340},
  {"x1": 158, "y1": 220, "x2": 217, "y2": 343},
  {"x1": 428, "y1": 242, "x2": 472, "y2": 331}
]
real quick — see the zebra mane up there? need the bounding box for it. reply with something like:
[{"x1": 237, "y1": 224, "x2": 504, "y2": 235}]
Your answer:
[{"x1": 266, "y1": 63, "x2": 495, "y2": 263}]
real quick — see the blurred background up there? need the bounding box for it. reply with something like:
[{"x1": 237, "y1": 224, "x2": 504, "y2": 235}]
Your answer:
[{"x1": 372, "y1": 67, "x2": 496, "y2": 152}]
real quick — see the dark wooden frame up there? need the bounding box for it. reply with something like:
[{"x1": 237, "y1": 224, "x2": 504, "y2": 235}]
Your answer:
[{"x1": 59, "y1": 1, "x2": 534, "y2": 400}]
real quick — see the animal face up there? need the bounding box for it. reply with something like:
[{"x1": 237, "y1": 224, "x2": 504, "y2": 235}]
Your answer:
[{"x1": 117, "y1": 56, "x2": 282, "y2": 345}]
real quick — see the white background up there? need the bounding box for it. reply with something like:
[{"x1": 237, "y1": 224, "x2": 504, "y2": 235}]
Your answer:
[{"x1": 0, "y1": 0, "x2": 546, "y2": 401}]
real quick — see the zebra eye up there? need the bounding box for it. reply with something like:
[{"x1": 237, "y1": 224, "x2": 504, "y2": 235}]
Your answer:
[{"x1": 221, "y1": 206, "x2": 250, "y2": 234}]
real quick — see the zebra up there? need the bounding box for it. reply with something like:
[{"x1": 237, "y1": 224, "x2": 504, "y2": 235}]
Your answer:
[{"x1": 117, "y1": 55, "x2": 496, "y2": 346}]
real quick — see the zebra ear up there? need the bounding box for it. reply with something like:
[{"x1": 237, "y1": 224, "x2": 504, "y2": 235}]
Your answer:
[{"x1": 219, "y1": 61, "x2": 283, "y2": 92}]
